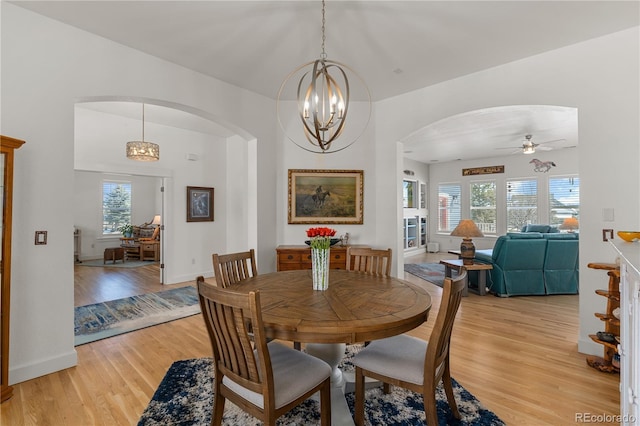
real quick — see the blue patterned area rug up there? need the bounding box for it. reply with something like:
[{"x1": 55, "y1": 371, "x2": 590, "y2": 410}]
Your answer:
[
  {"x1": 404, "y1": 262, "x2": 457, "y2": 288},
  {"x1": 138, "y1": 345, "x2": 504, "y2": 426},
  {"x1": 74, "y1": 286, "x2": 200, "y2": 346}
]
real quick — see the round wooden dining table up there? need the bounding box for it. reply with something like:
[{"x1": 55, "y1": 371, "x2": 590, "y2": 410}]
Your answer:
[
  {"x1": 228, "y1": 268, "x2": 432, "y2": 344},
  {"x1": 227, "y1": 269, "x2": 432, "y2": 426}
]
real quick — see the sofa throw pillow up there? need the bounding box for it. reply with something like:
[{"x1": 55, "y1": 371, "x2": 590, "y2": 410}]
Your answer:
[
  {"x1": 524, "y1": 224, "x2": 551, "y2": 233},
  {"x1": 507, "y1": 232, "x2": 544, "y2": 239}
]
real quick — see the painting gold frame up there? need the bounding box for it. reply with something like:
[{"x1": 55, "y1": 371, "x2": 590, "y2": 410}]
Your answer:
[{"x1": 288, "y1": 169, "x2": 364, "y2": 224}]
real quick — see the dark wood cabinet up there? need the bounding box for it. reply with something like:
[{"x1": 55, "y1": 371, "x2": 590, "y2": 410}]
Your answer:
[
  {"x1": 276, "y1": 245, "x2": 368, "y2": 271},
  {"x1": 1, "y1": 135, "x2": 25, "y2": 403}
]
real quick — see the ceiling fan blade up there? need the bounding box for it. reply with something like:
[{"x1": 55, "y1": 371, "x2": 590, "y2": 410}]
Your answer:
[
  {"x1": 537, "y1": 138, "x2": 566, "y2": 145},
  {"x1": 537, "y1": 146, "x2": 554, "y2": 151}
]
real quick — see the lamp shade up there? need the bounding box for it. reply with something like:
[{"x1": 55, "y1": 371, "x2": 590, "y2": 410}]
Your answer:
[
  {"x1": 151, "y1": 215, "x2": 162, "y2": 225},
  {"x1": 560, "y1": 217, "x2": 579, "y2": 231},
  {"x1": 126, "y1": 141, "x2": 159, "y2": 161},
  {"x1": 450, "y1": 220, "x2": 484, "y2": 238}
]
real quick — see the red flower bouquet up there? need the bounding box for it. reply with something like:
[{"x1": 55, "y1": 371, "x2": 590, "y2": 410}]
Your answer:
[{"x1": 306, "y1": 227, "x2": 337, "y2": 249}]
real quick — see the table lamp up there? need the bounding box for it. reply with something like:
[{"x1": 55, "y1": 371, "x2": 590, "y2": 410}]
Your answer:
[
  {"x1": 560, "y1": 217, "x2": 579, "y2": 233},
  {"x1": 450, "y1": 220, "x2": 484, "y2": 265}
]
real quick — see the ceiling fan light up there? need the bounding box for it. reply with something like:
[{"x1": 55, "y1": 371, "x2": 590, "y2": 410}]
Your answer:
[{"x1": 523, "y1": 145, "x2": 536, "y2": 154}]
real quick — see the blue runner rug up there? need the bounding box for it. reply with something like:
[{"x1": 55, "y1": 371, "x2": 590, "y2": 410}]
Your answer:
[
  {"x1": 404, "y1": 262, "x2": 455, "y2": 287},
  {"x1": 78, "y1": 259, "x2": 157, "y2": 268},
  {"x1": 74, "y1": 286, "x2": 200, "y2": 346},
  {"x1": 138, "y1": 345, "x2": 504, "y2": 425}
]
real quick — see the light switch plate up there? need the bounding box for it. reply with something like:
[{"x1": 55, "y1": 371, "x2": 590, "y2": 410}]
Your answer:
[{"x1": 35, "y1": 230, "x2": 47, "y2": 245}]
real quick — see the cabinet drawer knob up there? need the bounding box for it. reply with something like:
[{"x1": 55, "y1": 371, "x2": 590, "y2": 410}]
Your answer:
[{"x1": 287, "y1": 255, "x2": 294, "y2": 260}]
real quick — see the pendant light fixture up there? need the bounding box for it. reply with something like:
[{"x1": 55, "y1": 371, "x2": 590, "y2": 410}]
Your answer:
[
  {"x1": 126, "y1": 103, "x2": 159, "y2": 161},
  {"x1": 277, "y1": 0, "x2": 371, "y2": 154}
]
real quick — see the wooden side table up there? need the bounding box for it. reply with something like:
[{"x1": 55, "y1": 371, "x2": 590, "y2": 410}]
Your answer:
[
  {"x1": 140, "y1": 241, "x2": 160, "y2": 261},
  {"x1": 440, "y1": 258, "x2": 493, "y2": 296},
  {"x1": 103, "y1": 247, "x2": 125, "y2": 264}
]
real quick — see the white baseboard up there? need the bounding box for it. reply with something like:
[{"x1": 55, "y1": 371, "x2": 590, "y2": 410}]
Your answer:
[
  {"x1": 167, "y1": 271, "x2": 214, "y2": 285},
  {"x1": 10, "y1": 349, "x2": 78, "y2": 385}
]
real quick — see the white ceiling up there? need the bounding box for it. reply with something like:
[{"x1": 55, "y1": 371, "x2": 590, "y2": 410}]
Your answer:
[{"x1": 14, "y1": 1, "x2": 638, "y2": 162}]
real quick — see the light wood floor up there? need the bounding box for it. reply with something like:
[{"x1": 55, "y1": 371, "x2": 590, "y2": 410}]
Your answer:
[{"x1": 1, "y1": 253, "x2": 620, "y2": 425}]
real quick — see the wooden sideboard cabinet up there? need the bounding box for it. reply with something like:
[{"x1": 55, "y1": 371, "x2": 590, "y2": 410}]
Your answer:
[{"x1": 276, "y1": 245, "x2": 368, "y2": 271}]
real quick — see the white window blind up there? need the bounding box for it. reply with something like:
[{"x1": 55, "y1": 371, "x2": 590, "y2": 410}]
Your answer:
[
  {"x1": 506, "y1": 179, "x2": 538, "y2": 232},
  {"x1": 549, "y1": 176, "x2": 579, "y2": 227},
  {"x1": 470, "y1": 181, "x2": 496, "y2": 234},
  {"x1": 438, "y1": 184, "x2": 461, "y2": 232},
  {"x1": 102, "y1": 181, "x2": 132, "y2": 235}
]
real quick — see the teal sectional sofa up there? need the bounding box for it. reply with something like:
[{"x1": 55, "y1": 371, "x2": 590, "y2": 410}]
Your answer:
[{"x1": 474, "y1": 232, "x2": 579, "y2": 297}]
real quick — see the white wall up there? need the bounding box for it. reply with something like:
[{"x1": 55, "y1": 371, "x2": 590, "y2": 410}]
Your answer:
[
  {"x1": 277, "y1": 99, "x2": 377, "y2": 249},
  {"x1": 426, "y1": 147, "x2": 579, "y2": 252},
  {"x1": 2, "y1": 3, "x2": 275, "y2": 384},
  {"x1": 376, "y1": 27, "x2": 639, "y2": 357}
]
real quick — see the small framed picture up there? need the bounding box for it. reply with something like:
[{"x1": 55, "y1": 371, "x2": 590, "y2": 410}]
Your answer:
[
  {"x1": 288, "y1": 169, "x2": 364, "y2": 224},
  {"x1": 186, "y1": 186, "x2": 214, "y2": 222}
]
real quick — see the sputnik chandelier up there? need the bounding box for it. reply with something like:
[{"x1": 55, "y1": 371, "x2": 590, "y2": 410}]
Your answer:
[{"x1": 277, "y1": 0, "x2": 371, "y2": 154}]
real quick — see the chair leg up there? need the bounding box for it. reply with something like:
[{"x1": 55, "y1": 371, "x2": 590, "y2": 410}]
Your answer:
[
  {"x1": 212, "y1": 390, "x2": 225, "y2": 426},
  {"x1": 423, "y1": 391, "x2": 439, "y2": 426},
  {"x1": 354, "y1": 367, "x2": 365, "y2": 426},
  {"x1": 442, "y1": 366, "x2": 460, "y2": 419},
  {"x1": 320, "y1": 378, "x2": 331, "y2": 426}
]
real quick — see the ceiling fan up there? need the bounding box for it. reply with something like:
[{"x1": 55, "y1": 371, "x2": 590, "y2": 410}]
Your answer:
[{"x1": 498, "y1": 134, "x2": 565, "y2": 155}]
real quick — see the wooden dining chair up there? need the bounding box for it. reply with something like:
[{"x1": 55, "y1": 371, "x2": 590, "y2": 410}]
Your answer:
[
  {"x1": 346, "y1": 247, "x2": 393, "y2": 277},
  {"x1": 212, "y1": 249, "x2": 258, "y2": 288},
  {"x1": 352, "y1": 270, "x2": 468, "y2": 426},
  {"x1": 197, "y1": 279, "x2": 332, "y2": 426}
]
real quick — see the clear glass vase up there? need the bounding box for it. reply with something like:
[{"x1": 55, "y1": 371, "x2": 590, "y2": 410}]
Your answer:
[{"x1": 311, "y1": 248, "x2": 330, "y2": 291}]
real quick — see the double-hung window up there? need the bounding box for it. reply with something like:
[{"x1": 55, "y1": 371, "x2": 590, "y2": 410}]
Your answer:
[
  {"x1": 549, "y1": 176, "x2": 580, "y2": 227},
  {"x1": 470, "y1": 181, "x2": 496, "y2": 234},
  {"x1": 506, "y1": 179, "x2": 538, "y2": 232},
  {"x1": 437, "y1": 184, "x2": 461, "y2": 232},
  {"x1": 102, "y1": 180, "x2": 132, "y2": 235}
]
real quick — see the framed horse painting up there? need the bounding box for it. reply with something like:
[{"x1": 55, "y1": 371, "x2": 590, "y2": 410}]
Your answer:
[{"x1": 288, "y1": 169, "x2": 364, "y2": 224}]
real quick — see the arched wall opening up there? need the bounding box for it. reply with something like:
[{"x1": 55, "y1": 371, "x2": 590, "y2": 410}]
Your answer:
[{"x1": 73, "y1": 97, "x2": 258, "y2": 287}]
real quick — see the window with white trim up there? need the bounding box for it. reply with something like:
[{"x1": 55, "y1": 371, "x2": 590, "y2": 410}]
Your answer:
[
  {"x1": 102, "y1": 181, "x2": 132, "y2": 235},
  {"x1": 437, "y1": 184, "x2": 461, "y2": 232},
  {"x1": 470, "y1": 181, "x2": 496, "y2": 234},
  {"x1": 506, "y1": 179, "x2": 538, "y2": 232},
  {"x1": 549, "y1": 176, "x2": 579, "y2": 227}
]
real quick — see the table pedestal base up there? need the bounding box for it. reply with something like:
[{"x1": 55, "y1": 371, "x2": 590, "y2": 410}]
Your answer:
[
  {"x1": 306, "y1": 343, "x2": 352, "y2": 426},
  {"x1": 306, "y1": 343, "x2": 347, "y2": 387},
  {"x1": 306, "y1": 343, "x2": 383, "y2": 425}
]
